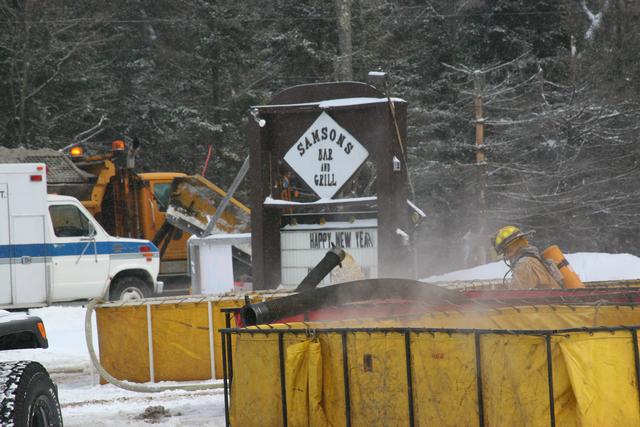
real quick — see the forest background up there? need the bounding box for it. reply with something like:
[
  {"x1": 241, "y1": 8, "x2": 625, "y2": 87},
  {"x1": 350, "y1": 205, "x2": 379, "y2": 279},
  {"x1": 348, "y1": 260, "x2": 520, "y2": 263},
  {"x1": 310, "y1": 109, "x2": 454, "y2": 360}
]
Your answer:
[{"x1": 1, "y1": 0, "x2": 638, "y2": 275}]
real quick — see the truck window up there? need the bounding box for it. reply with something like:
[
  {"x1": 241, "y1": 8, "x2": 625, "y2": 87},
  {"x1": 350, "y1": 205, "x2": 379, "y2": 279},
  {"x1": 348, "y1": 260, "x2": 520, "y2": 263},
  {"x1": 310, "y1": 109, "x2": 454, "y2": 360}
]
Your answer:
[
  {"x1": 153, "y1": 183, "x2": 171, "y2": 212},
  {"x1": 49, "y1": 205, "x2": 93, "y2": 237}
]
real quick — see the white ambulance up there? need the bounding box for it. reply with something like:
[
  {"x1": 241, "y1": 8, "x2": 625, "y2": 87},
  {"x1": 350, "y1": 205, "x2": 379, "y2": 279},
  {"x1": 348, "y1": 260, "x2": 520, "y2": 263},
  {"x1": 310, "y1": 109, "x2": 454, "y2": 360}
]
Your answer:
[{"x1": 0, "y1": 163, "x2": 162, "y2": 308}]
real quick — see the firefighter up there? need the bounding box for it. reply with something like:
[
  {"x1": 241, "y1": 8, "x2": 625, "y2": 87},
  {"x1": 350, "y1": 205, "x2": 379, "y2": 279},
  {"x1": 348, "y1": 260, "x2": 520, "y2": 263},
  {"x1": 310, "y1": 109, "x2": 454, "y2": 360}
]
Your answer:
[{"x1": 492, "y1": 225, "x2": 563, "y2": 289}]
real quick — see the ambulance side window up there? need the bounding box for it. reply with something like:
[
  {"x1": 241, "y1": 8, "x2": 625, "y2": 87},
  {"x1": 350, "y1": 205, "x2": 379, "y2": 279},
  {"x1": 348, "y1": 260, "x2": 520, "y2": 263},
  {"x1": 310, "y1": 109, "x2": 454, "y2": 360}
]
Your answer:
[{"x1": 49, "y1": 205, "x2": 92, "y2": 237}]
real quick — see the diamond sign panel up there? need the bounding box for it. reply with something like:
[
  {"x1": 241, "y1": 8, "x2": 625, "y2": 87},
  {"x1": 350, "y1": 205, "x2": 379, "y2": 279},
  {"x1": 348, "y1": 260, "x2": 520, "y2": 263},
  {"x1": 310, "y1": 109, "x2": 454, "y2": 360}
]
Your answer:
[{"x1": 283, "y1": 112, "x2": 369, "y2": 199}]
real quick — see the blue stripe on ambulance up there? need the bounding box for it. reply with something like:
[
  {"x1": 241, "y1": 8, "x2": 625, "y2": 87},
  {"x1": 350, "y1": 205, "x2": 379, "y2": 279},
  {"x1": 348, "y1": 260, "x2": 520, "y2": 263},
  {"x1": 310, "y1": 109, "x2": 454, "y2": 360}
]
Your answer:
[{"x1": 0, "y1": 241, "x2": 159, "y2": 259}]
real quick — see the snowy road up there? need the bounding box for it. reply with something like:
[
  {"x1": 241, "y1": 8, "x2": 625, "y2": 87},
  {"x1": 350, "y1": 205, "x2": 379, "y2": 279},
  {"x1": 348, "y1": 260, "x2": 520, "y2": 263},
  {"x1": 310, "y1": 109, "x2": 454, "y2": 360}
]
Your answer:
[
  {"x1": 57, "y1": 372, "x2": 227, "y2": 426},
  {"x1": 54, "y1": 370, "x2": 227, "y2": 426},
  {"x1": 0, "y1": 306, "x2": 228, "y2": 426}
]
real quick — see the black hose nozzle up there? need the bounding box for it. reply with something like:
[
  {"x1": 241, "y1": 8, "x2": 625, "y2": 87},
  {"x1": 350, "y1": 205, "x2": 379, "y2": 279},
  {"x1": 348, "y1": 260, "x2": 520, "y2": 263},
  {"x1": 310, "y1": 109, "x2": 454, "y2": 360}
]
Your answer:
[{"x1": 295, "y1": 246, "x2": 345, "y2": 292}]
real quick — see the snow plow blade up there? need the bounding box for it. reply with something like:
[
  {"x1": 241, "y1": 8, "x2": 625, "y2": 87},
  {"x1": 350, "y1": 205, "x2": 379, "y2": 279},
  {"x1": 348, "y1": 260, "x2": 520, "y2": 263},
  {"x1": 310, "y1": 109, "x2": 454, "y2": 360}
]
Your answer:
[{"x1": 165, "y1": 175, "x2": 250, "y2": 237}]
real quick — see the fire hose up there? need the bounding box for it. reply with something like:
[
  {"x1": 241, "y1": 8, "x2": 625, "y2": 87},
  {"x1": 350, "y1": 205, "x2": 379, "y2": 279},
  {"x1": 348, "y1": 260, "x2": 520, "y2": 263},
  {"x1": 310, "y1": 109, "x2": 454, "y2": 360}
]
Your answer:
[{"x1": 241, "y1": 278, "x2": 467, "y2": 326}]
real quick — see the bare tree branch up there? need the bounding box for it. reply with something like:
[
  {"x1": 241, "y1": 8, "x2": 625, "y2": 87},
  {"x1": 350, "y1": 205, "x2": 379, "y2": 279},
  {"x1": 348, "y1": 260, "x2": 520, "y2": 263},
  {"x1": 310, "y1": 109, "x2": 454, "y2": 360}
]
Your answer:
[{"x1": 580, "y1": 0, "x2": 610, "y2": 40}]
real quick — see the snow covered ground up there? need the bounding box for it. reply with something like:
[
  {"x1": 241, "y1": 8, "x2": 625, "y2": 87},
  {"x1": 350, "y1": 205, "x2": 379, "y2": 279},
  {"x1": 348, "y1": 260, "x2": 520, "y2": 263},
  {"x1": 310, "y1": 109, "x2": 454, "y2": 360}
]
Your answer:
[
  {"x1": 2, "y1": 252, "x2": 639, "y2": 425},
  {"x1": 0, "y1": 306, "x2": 227, "y2": 426},
  {"x1": 424, "y1": 252, "x2": 640, "y2": 283}
]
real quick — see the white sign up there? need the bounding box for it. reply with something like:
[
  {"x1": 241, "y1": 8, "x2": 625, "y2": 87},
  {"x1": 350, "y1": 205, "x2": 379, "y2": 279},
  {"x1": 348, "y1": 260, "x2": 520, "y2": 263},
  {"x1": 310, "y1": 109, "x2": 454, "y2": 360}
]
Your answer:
[
  {"x1": 283, "y1": 112, "x2": 369, "y2": 199},
  {"x1": 280, "y1": 221, "x2": 378, "y2": 287}
]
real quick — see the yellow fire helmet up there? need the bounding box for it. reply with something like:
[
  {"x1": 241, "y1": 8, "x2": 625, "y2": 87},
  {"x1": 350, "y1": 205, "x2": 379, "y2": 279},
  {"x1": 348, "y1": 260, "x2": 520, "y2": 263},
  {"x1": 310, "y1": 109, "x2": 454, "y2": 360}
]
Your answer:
[{"x1": 492, "y1": 225, "x2": 532, "y2": 254}]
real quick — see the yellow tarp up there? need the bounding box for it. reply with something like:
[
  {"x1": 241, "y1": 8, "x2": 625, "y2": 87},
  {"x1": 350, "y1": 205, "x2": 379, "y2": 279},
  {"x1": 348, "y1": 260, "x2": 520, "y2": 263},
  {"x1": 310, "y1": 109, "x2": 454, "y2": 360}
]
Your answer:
[
  {"x1": 285, "y1": 340, "x2": 331, "y2": 427},
  {"x1": 560, "y1": 332, "x2": 640, "y2": 427},
  {"x1": 229, "y1": 333, "x2": 283, "y2": 426},
  {"x1": 395, "y1": 304, "x2": 640, "y2": 330},
  {"x1": 96, "y1": 294, "x2": 283, "y2": 382},
  {"x1": 230, "y1": 305, "x2": 640, "y2": 426},
  {"x1": 411, "y1": 333, "x2": 478, "y2": 425}
]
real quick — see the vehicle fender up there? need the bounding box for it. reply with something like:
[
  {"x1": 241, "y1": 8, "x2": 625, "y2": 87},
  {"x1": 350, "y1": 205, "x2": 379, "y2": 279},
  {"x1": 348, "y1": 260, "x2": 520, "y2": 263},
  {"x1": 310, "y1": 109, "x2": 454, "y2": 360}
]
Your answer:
[
  {"x1": 0, "y1": 314, "x2": 48, "y2": 350},
  {"x1": 103, "y1": 261, "x2": 159, "y2": 297}
]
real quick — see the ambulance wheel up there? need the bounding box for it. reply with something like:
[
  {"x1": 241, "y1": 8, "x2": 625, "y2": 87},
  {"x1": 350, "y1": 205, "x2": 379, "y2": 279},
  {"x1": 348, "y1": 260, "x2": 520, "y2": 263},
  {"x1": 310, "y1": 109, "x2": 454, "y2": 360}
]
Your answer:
[
  {"x1": 110, "y1": 276, "x2": 152, "y2": 301},
  {"x1": 0, "y1": 361, "x2": 63, "y2": 426}
]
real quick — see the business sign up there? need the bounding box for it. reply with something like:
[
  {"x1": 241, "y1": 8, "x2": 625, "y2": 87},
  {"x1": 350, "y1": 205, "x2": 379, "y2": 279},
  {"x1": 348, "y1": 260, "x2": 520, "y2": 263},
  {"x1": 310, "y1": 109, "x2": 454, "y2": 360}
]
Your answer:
[
  {"x1": 280, "y1": 221, "x2": 378, "y2": 286},
  {"x1": 283, "y1": 112, "x2": 369, "y2": 199}
]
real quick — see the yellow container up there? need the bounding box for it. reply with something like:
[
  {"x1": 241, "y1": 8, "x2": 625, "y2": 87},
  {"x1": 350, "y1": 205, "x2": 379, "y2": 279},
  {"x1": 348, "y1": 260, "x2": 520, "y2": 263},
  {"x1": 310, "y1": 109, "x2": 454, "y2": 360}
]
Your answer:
[
  {"x1": 230, "y1": 305, "x2": 640, "y2": 426},
  {"x1": 95, "y1": 290, "x2": 291, "y2": 382}
]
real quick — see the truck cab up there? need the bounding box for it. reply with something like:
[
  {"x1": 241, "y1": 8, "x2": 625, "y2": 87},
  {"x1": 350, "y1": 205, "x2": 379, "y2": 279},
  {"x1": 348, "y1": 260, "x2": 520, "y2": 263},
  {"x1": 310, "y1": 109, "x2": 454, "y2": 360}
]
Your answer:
[
  {"x1": 0, "y1": 163, "x2": 161, "y2": 307},
  {"x1": 136, "y1": 172, "x2": 190, "y2": 276}
]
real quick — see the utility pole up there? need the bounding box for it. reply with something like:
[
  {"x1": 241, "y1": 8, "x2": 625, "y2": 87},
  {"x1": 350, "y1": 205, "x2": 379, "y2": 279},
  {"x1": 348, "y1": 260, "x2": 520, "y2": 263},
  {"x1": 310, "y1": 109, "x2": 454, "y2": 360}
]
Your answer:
[
  {"x1": 443, "y1": 54, "x2": 533, "y2": 266},
  {"x1": 474, "y1": 70, "x2": 487, "y2": 265},
  {"x1": 335, "y1": 0, "x2": 353, "y2": 80}
]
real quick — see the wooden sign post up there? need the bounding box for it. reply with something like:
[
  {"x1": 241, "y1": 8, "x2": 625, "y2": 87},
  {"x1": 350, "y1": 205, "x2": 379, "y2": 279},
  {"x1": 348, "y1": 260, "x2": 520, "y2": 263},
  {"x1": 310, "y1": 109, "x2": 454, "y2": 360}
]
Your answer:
[{"x1": 248, "y1": 82, "x2": 415, "y2": 290}]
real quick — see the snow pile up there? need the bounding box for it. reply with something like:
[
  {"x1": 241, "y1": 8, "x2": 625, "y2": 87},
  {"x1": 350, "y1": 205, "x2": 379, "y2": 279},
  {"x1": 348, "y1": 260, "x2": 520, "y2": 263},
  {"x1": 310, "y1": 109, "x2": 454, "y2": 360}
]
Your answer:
[
  {"x1": 0, "y1": 306, "x2": 96, "y2": 372},
  {"x1": 424, "y1": 261, "x2": 508, "y2": 282},
  {"x1": 424, "y1": 252, "x2": 640, "y2": 283}
]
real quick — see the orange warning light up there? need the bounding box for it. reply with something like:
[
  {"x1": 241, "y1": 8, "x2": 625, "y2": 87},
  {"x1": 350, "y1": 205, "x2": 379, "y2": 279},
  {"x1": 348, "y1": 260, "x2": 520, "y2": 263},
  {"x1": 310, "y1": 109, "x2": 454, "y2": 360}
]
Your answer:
[
  {"x1": 112, "y1": 139, "x2": 125, "y2": 151},
  {"x1": 37, "y1": 322, "x2": 47, "y2": 339},
  {"x1": 70, "y1": 146, "x2": 84, "y2": 157}
]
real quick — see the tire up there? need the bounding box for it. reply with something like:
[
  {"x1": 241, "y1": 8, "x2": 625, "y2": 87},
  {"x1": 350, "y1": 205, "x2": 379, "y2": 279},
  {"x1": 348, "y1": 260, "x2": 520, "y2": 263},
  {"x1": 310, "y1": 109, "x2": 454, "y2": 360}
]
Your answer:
[
  {"x1": 0, "y1": 361, "x2": 63, "y2": 427},
  {"x1": 109, "y1": 276, "x2": 152, "y2": 301}
]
